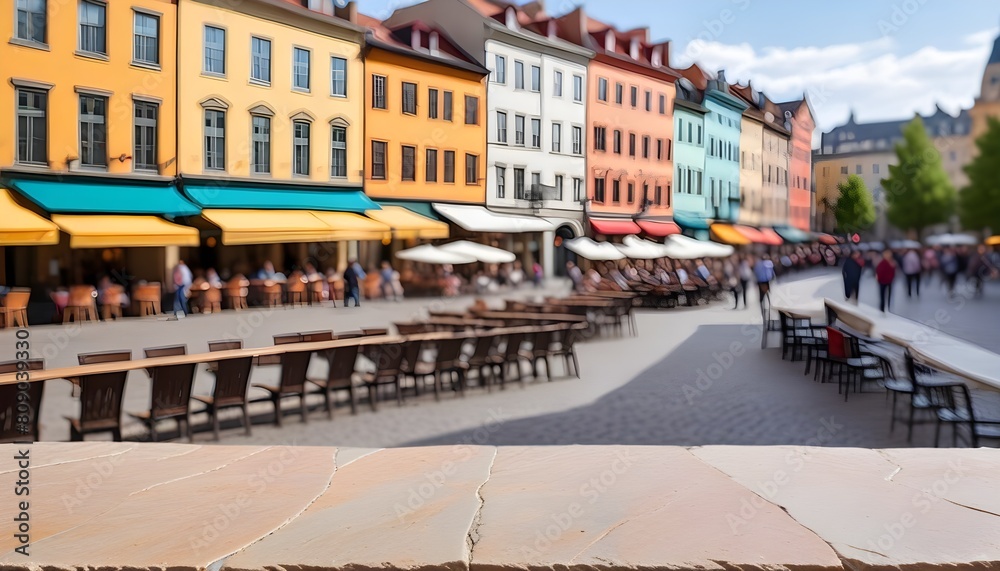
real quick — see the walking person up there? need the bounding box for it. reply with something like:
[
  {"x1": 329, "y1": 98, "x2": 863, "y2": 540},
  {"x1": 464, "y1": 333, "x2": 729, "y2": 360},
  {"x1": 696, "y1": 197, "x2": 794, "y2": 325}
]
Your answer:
[
  {"x1": 379, "y1": 261, "x2": 397, "y2": 301},
  {"x1": 736, "y1": 256, "x2": 753, "y2": 309},
  {"x1": 566, "y1": 260, "x2": 584, "y2": 293},
  {"x1": 940, "y1": 247, "x2": 959, "y2": 298},
  {"x1": 171, "y1": 259, "x2": 192, "y2": 317},
  {"x1": 967, "y1": 245, "x2": 996, "y2": 298},
  {"x1": 753, "y1": 254, "x2": 775, "y2": 304},
  {"x1": 902, "y1": 248, "x2": 922, "y2": 298},
  {"x1": 723, "y1": 258, "x2": 739, "y2": 309},
  {"x1": 532, "y1": 261, "x2": 544, "y2": 288},
  {"x1": 876, "y1": 251, "x2": 896, "y2": 312},
  {"x1": 842, "y1": 251, "x2": 865, "y2": 304},
  {"x1": 342, "y1": 258, "x2": 365, "y2": 307}
]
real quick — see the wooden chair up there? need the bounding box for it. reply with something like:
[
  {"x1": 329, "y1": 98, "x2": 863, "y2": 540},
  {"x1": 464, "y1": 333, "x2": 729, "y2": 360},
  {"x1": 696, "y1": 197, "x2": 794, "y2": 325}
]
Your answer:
[
  {"x1": 252, "y1": 348, "x2": 314, "y2": 426},
  {"x1": 132, "y1": 283, "x2": 162, "y2": 316},
  {"x1": 327, "y1": 276, "x2": 343, "y2": 307},
  {"x1": 300, "y1": 330, "x2": 335, "y2": 343},
  {"x1": 224, "y1": 276, "x2": 250, "y2": 310},
  {"x1": 309, "y1": 343, "x2": 362, "y2": 418},
  {"x1": 362, "y1": 341, "x2": 405, "y2": 410},
  {"x1": 131, "y1": 345, "x2": 195, "y2": 441},
  {"x1": 99, "y1": 285, "x2": 125, "y2": 320},
  {"x1": 399, "y1": 339, "x2": 435, "y2": 397},
  {"x1": 70, "y1": 351, "x2": 131, "y2": 441},
  {"x1": 255, "y1": 333, "x2": 304, "y2": 367},
  {"x1": 308, "y1": 279, "x2": 326, "y2": 305},
  {"x1": 501, "y1": 332, "x2": 527, "y2": 385},
  {"x1": 64, "y1": 285, "x2": 98, "y2": 323},
  {"x1": 1, "y1": 287, "x2": 31, "y2": 328},
  {"x1": 395, "y1": 322, "x2": 432, "y2": 335},
  {"x1": 286, "y1": 272, "x2": 308, "y2": 306},
  {"x1": 433, "y1": 336, "x2": 470, "y2": 399},
  {"x1": 465, "y1": 333, "x2": 502, "y2": 391},
  {"x1": 0, "y1": 359, "x2": 44, "y2": 442},
  {"x1": 362, "y1": 328, "x2": 389, "y2": 336},
  {"x1": 262, "y1": 281, "x2": 283, "y2": 308},
  {"x1": 195, "y1": 339, "x2": 254, "y2": 440},
  {"x1": 198, "y1": 286, "x2": 223, "y2": 314},
  {"x1": 549, "y1": 326, "x2": 582, "y2": 379}
]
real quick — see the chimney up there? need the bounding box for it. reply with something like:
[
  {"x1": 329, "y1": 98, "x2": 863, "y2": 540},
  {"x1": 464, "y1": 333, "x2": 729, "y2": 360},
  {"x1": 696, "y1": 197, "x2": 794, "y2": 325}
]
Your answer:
[
  {"x1": 334, "y1": 1, "x2": 358, "y2": 24},
  {"x1": 429, "y1": 30, "x2": 439, "y2": 54}
]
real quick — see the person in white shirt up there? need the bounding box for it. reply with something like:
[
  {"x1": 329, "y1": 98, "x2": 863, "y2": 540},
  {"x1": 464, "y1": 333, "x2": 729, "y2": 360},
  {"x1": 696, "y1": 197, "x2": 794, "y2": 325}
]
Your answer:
[{"x1": 901, "y1": 249, "x2": 922, "y2": 297}]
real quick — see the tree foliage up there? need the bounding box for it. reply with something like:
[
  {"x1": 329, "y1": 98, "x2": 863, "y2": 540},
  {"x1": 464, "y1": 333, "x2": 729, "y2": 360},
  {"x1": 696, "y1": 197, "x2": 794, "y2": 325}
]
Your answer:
[
  {"x1": 880, "y1": 117, "x2": 955, "y2": 237},
  {"x1": 960, "y1": 116, "x2": 1000, "y2": 233},
  {"x1": 832, "y1": 174, "x2": 876, "y2": 234}
]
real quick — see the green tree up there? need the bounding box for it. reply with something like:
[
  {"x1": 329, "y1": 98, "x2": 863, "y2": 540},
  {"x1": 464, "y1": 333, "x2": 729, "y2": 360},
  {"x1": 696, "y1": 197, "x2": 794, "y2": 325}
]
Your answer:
[
  {"x1": 831, "y1": 174, "x2": 876, "y2": 234},
  {"x1": 880, "y1": 117, "x2": 955, "y2": 238},
  {"x1": 960, "y1": 116, "x2": 1000, "y2": 233}
]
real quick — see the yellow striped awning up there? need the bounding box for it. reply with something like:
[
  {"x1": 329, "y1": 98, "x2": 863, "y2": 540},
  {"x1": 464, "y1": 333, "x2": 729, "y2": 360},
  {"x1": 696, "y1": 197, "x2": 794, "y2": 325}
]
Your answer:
[
  {"x1": 0, "y1": 189, "x2": 59, "y2": 245},
  {"x1": 310, "y1": 211, "x2": 391, "y2": 241},
  {"x1": 201, "y1": 210, "x2": 391, "y2": 245},
  {"x1": 50, "y1": 215, "x2": 199, "y2": 248},
  {"x1": 710, "y1": 223, "x2": 752, "y2": 246},
  {"x1": 365, "y1": 206, "x2": 449, "y2": 240}
]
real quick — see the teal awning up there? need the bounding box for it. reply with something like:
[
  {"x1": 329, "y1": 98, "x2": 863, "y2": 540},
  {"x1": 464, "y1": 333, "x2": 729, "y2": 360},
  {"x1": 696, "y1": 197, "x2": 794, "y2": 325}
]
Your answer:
[
  {"x1": 774, "y1": 226, "x2": 812, "y2": 243},
  {"x1": 673, "y1": 212, "x2": 711, "y2": 231},
  {"x1": 8, "y1": 178, "x2": 200, "y2": 217},
  {"x1": 184, "y1": 184, "x2": 378, "y2": 214},
  {"x1": 376, "y1": 200, "x2": 439, "y2": 221}
]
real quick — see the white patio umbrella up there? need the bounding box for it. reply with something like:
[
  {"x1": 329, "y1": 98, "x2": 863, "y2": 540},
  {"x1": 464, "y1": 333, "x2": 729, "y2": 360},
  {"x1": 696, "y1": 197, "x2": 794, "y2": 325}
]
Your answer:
[
  {"x1": 565, "y1": 237, "x2": 626, "y2": 261},
  {"x1": 925, "y1": 233, "x2": 978, "y2": 246},
  {"x1": 616, "y1": 235, "x2": 671, "y2": 259},
  {"x1": 665, "y1": 234, "x2": 735, "y2": 259},
  {"x1": 395, "y1": 244, "x2": 477, "y2": 265},
  {"x1": 890, "y1": 239, "x2": 922, "y2": 249},
  {"x1": 438, "y1": 240, "x2": 516, "y2": 264}
]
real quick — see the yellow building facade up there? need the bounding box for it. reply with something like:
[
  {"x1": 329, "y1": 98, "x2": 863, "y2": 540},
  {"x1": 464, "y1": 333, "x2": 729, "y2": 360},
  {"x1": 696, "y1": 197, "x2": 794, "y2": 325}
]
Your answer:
[
  {"x1": 361, "y1": 21, "x2": 489, "y2": 205},
  {"x1": 737, "y1": 114, "x2": 764, "y2": 226}
]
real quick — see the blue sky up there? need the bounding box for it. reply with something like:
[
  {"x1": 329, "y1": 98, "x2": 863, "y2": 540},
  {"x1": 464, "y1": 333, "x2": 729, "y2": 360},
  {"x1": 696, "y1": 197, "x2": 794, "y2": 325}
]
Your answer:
[{"x1": 355, "y1": 0, "x2": 1000, "y2": 135}]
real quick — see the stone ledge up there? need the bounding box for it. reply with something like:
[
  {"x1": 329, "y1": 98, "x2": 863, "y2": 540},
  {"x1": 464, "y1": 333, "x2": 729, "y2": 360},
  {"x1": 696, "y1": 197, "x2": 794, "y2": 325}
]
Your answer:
[{"x1": 1, "y1": 443, "x2": 998, "y2": 571}]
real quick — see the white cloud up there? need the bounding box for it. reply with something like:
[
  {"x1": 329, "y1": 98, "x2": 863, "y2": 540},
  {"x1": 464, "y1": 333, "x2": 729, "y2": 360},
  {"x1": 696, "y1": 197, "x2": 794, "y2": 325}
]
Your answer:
[{"x1": 673, "y1": 28, "x2": 998, "y2": 140}]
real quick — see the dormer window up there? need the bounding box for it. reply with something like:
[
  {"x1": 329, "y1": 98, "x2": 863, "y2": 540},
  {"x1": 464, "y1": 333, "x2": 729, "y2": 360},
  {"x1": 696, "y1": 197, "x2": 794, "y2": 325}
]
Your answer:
[
  {"x1": 411, "y1": 29, "x2": 421, "y2": 50},
  {"x1": 629, "y1": 38, "x2": 640, "y2": 60},
  {"x1": 651, "y1": 46, "x2": 662, "y2": 67},
  {"x1": 604, "y1": 31, "x2": 615, "y2": 52},
  {"x1": 505, "y1": 7, "x2": 518, "y2": 30},
  {"x1": 429, "y1": 31, "x2": 439, "y2": 55},
  {"x1": 547, "y1": 20, "x2": 556, "y2": 39}
]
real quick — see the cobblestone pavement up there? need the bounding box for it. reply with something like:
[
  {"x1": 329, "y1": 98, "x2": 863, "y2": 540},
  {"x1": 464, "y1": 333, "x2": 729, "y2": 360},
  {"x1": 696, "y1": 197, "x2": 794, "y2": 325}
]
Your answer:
[{"x1": 9, "y1": 269, "x2": 999, "y2": 447}]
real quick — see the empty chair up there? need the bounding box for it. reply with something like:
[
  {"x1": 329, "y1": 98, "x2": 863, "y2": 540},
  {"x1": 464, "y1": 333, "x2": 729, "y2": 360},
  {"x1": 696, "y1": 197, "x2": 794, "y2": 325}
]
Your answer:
[
  {"x1": 395, "y1": 322, "x2": 432, "y2": 335},
  {"x1": 336, "y1": 330, "x2": 366, "y2": 339},
  {"x1": 256, "y1": 332, "x2": 304, "y2": 367},
  {"x1": 195, "y1": 339, "x2": 254, "y2": 440},
  {"x1": 361, "y1": 328, "x2": 388, "y2": 336},
  {"x1": 300, "y1": 330, "x2": 335, "y2": 343},
  {"x1": 252, "y1": 348, "x2": 314, "y2": 426},
  {"x1": 362, "y1": 342, "x2": 406, "y2": 410},
  {"x1": 309, "y1": 344, "x2": 362, "y2": 417},
  {"x1": 433, "y1": 336, "x2": 470, "y2": 399},
  {"x1": 0, "y1": 359, "x2": 44, "y2": 442},
  {"x1": 519, "y1": 330, "x2": 554, "y2": 381},
  {"x1": 500, "y1": 332, "x2": 527, "y2": 385},
  {"x1": 398, "y1": 339, "x2": 435, "y2": 397},
  {"x1": 549, "y1": 326, "x2": 582, "y2": 379},
  {"x1": 465, "y1": 333, "x2": 501, "y2": 391},
  {"x1": 130, "y1": 345, "x2": 195, "y2": 442},
  {"x1": 933, "y1": 383, "x2": 1000, "y2": 448},
  {"x1": 70, "y1": 350, "x2": 131, "y2": 441},
  {"x1": 1, "y1": 287, "x2": 31, "y2": 328},
  {"x1": 64, "y1": 285, "x2": 98, "y2": 323}
]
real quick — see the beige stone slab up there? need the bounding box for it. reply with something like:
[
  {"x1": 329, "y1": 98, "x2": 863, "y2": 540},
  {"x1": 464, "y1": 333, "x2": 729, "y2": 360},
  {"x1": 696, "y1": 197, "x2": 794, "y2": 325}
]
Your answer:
[
  {"x1": 879, "y1": 448, "x2": 1000, "y2": 516},
  {"x1": 471, "y1": 446, "x2": 844, "y2": 571},
  {"x1": 223, "y1": 445, "x2": 497, "y2": 571},
  {"x1": 694, "y1": 446, "x2": 1000, "y2": 570},
  {"x1": 1, "y1": 445, "x2": 335, "y2": 570},
  {"x1": 0, "y1": 442, "x2": 145, "y2": 473},
  {"x1": 335, "y1": 446, "x2": 382, "y2": 467}
]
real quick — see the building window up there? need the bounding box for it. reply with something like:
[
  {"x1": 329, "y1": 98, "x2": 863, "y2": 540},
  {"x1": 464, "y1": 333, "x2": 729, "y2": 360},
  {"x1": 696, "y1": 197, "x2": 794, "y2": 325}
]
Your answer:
[
  {"x1": 598, "y1": 77, "x2": 608, "y2": 102},
  {"x1": 371, "y1": 140, "x2": 387, "y2": 179},
  {"x1": 612, "y1": 179, "x2": 621, "y2": 203},
  {"x1": 443, "y1": 91, "x2": 453, "y2": 121},
  {"x1": 630, "y1": 86, "x2": 638, "y2": 107},
  {"x1": 330, "y1": 57, "x2": 347, "y2": 96},
  {"x1": 292, "y1": 121, "x2": 310, "y2": 176},
  {"x1": 855, "y1": 164, "x2": 862, "y2": 174},
  {"x1": 496, "y1": 111, "x2": 507, "y2": 143},
  {"x1": 133, "y1": 11, "x2": 159, "y2": 65},
  {"x1": 16, "y1": 0, "x2": 47, "y2": 44},
  {"x1": 659, "y1": 94, "x2": 666, "y2": 114},
  {"x1": 627, "y1": 182, "x2": 635, "y2": 203},
  {"x1": 465, "y1": 154, "x2": 478, "y2": 185},
  {"x1": 655, "y1": 184, "x2": 663, "y2": 205},
  {"x1": 840, "y1": 165, "x2": 848, "y2": 175},
  {"x1": 251, "y1": 37, "x2": 271, "y2": 84},
  {"x1": 514, "y1": 60, "x2": 524, "y2": 89},
  {"x1": 642, "y1": 136, "x2": 650, "y2": 159},
  {"x1": 331, "y1": 126, "x2": 347, "y2": 177},
  {"x1": 628, "y1": 133, "x2": 636, "y2": 157},
  {"x1": 428, "y1": 88, "x2": 439, "y2": 119},
  {"x1": 552, "y1": 123, "x2": 561, "y2": 152},
  {"x1": 668, "y1": 139, "x2": 672, "y2": 159},
  {"x1": 594, "y1": 178, "x2": 606, "y2": 203},
  {"x1": 656, "y1": 139, "x2": 663, "y2": 160},
  {"x1": 402, "y1": 82, "x2": 417, "y2": 115},
  {"x1": 78, "y1": 0, "x2": 106, "y2": 55},
  {"x1": 494, "y1": 54, "x2": 506, "y2": 84},
  {"x1": 133, "y1": 101, "x2": 158, "y2": 171},
  {"x1": 573, "y1": 178, "x2": 583, "y2": 202},
  {"x1": 530, "y1": 118, "x2": 541, "y2": 148},
  {"x1": 465, "y1": 95, "x2": 479, "y2": 125},
  {"x1": 401, "y1": 145, "x2": 416, "y2": 181},
  {"x1": 531, "y1": 172, "x2": 541, "y2": 195},
  {"x1": 554, "y1": 70, "x2": 563, "y2": 97},
  {"x1": 203, "y1": 26, "x2": 225, "y2": 75},
  {"x1": 572, "y1": 126, "x2": 582, "y2": 155},
  {"x1": 613, "y1": 130, "x2": 622, "y2": 154},
  {"x1": 16, "y1": 88, "x2": 47, "y2": 165},
  {"x1": 594, "y1": 126, "x2": 606, "y2": 151},
  {"x1": 514, "y1": 168, "x2": 526, "y2": 199},
  {"x1": 697, "y1": 125, "x2": 702, "y2": 144},
  {"x1": 293, "y1": 48, "x2": 311, "y2": 91},
  {"x1": 873, "y1": 163, "x2": 880, "y2": 174},
  {"x1": 530, "y1": 65, "x2": 540, "y2": 91},
  {"x1": 552, "y1": 175, "x2": 564, "y2": 200},
  {"x1": 204, "y1": 109, "x2": 225, "y2": 170},
  {"x1": 514, "y1": 115, "x2": 525, "y2": 145},
  {"x1": 573, "y1": 75, "x2": 583, "y2": 102},
  {"x1": 443, "y1": 150, "x2": 455, "y2": 183},
  {"x1": 372, "y1": 75, "x2": 387, "y2": 109},
  {"x1": 645, "y1": 90, "x2": 652, "y2": 112},
  {"x1": 496, "y1": 165, "x2": 506, "y2": 198},
  {"x1": 251, "y1": 115, "x2": 271, "y2": 174},
  {"x1": 615, "y1": 82, "x2": 623, "y2": 104},
  {"x1": 79, "y1": 94, "x2": 107, "y2": 167},
  {"x1": 426, "y1": 148, "x2": 438, "y2": 182}
]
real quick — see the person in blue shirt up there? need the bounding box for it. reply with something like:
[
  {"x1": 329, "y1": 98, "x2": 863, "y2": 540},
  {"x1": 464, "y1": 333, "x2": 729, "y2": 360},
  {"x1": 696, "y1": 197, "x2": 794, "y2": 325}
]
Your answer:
[
  {"x1": 753, "y1": 254, "x2": 775, "y2": 300},
  {"x1": 342, "y1": 258, "x2": 366, "y2": 307}
]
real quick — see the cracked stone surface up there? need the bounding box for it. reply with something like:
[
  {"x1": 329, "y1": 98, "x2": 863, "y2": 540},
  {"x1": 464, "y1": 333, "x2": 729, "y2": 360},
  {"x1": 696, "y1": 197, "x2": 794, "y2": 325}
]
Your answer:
[{"x1": 4, "y1": 443, "x2": 1000, "y2": 571}]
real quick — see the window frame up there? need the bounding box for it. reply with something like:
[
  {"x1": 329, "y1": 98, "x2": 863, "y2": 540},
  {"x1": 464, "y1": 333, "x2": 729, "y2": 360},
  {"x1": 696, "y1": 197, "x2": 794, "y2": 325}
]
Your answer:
[
  {"x1": 425, "y1": 148, "x2": 438, "y2": 182},
  {"x1": 553, "y1": 70, "x2": 563, "y2": 97},
  {"x1": 371, "y1": 140, "x2": 388, "y2": 180},
  {"x1": 330, "y1": 56, "x2": 348, "y2": 97},
  {"x1": 494, "y1": 54, "x2": 507, "y2": 84},
  {"x1": 496, "y1": 111, "x2": 507, "y2": 143},
  {"x1": 551, "y1": 122, "x2": 562, "y2": 153},
  {"x1": 464, "y1": 95, "x2": 479, "y2": 125},
  {"x1": 15, "y1": 0, "x2": 47, "y2": 45},
  {"x1": 203, "y1": 25, "x2": 226, "y2": 76},
  {"x1": 15, "y1": 87, "x2": 48, "y2": 165},
  {"x1": 292, "y1": 46, "x2": 311, "y2": 92},
  {"x1": 571, "y1": 125, "x2": 582, "y2": 155},
  {"x1": 132, "y1": 100, "x2": 158, "y2": 172},
  {"x1": 372, "y1": 75, "x2": 387, "y2": 110},
  {"x1": 401, "y1": 82, "x2": 418, "y2": 115},
  {"x1": 132, "y1": 9, "x2": 160, "y2": 67},
  {"x1": 330, "y1": 125, "x2": 347, "y2": 178},
  {"x1": 428, "y1": 88, "x2": 439, "y2": 119},
  {"x1": 530, "y1": 65, "x2": 541, "y2": 92},
  {"x1": 250, "y1": 114, "x2": 272, "y2": 174},
  {"x1": 465, "y1": 153, "x2": 479, "y2": 185},
  {"x1": 530, "y1": 118, "x2": 541, "y2": 149},
  {"x1": 496, "y1": 164, "x2": 506, "y2": 198},
  {"x1": 78, "y1": 93, "x2": 108, "y2": 168},
  {"x1": 573, "y1": 75, "x2": 583, "y2": 102},
  {"x1": 292, "y1": 119, "x2": 311, "y2": 177},
  {"x1": 203, "y1": 108, "x2": 226, "y2": 171},
  {"x1": 77, "y1": 0, "x2": 107, "y2": 57},
  {"x1": 443, "y1": 150, "x2": 456, "y2": 183},
  {"x1": 250, "y1": 36, "x2": 272, "y2": 85},
  {"x1": 514, "y1": 60, "x2": 525, "y2": 89},
  {"x1": 401, "y1": 144, "x2": 416, "y2": 181},
  {"x1": 598, "y1": 77, "x2": 608, "y2": 102}
]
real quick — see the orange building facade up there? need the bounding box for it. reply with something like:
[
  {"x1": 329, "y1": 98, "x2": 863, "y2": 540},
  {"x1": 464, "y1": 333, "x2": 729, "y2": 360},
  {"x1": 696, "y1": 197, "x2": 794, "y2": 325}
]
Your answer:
[{"x1": 781, "y1": 99, "x2": 815, "y2": 231}]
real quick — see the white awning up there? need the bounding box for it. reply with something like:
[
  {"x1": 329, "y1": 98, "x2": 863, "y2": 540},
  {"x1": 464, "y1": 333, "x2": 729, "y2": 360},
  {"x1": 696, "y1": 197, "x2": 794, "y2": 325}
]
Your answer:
[
  {"x1": 395, "y1": 244, "x2": 477, "y2": 265},
  {"x1": 439, "y1": 241, "x2": 516, "y2": 263},
  {"x1": 565, "y1": 237, "x2": 626, "y2": 261},
  {"x1": 665, "y1": 234, "x2": 735, "y2": 259},
  {"x1": 616, "y1": 235, "x2": 672, "y2": 260},
  {"x1": 433, "y1": 203, "x2": 553, "y2": 233}
]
